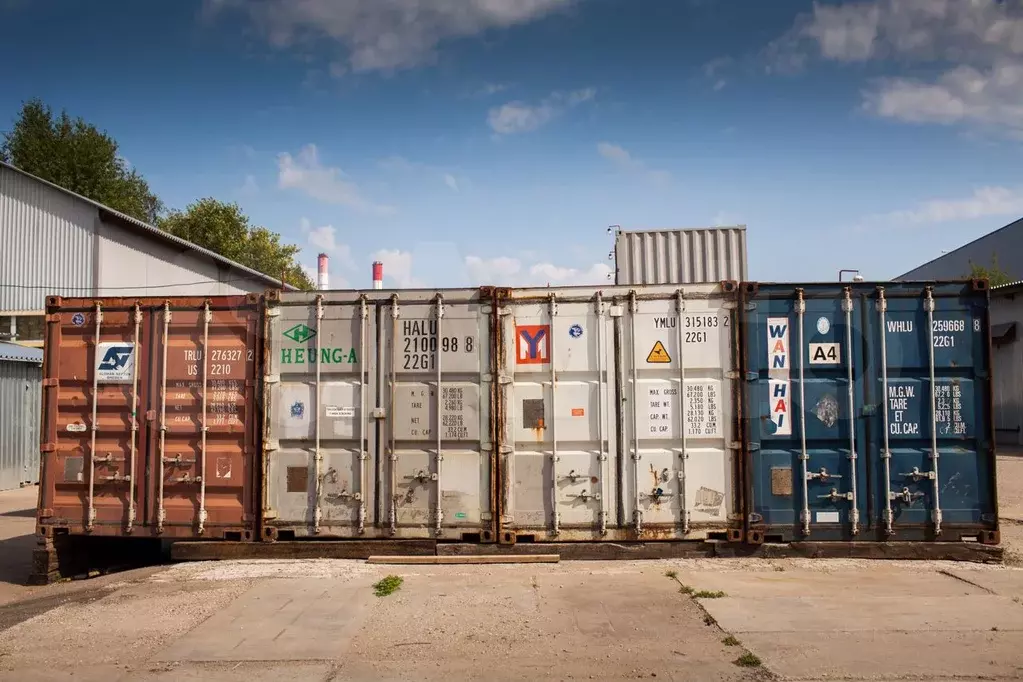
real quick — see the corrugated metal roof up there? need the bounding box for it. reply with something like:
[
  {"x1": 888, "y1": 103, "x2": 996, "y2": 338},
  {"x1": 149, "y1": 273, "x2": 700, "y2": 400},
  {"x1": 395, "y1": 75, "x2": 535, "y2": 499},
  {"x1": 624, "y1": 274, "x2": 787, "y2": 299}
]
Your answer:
[
  {"x1": 0, "y1": 161, "x2": 296, "y2": 291},
  {"x1": 0, "y1": 341, "x2": 43, "y2": 364}
]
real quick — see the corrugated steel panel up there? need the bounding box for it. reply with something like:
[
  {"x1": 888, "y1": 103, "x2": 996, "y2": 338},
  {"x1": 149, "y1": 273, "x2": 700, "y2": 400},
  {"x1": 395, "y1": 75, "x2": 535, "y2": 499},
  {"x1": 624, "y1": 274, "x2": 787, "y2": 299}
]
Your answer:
[
  {"x1": 990, "y1": 295, "x2": 1022, "y2": 446},
  {"x1": 497, "y1": 283, "x2": 743, "y2": 542},
  {"x1": 0, "y1": 165, "x2": 95, "y2": 312},
  {"x1": 0, "y1": 341, "x2": 44, "y2": 363},
  {"x1": 0, "y1": 358, "x2": 42, "y2": 491},
  {"x1": 741, "y1": 280, "x2": 998, "y2": 545},
  {"x1": 262, "y1": 288, "x2": 494, "y2": 541},
  {"x1": 37, "y1": 295, "x2": 261, "y2": 540},
  {"x1": 0, "y1": 161, "x2": 290, "y2": 292},
  {"x1": 614, "y1": 227, "x2": 747, "y2": 286}
]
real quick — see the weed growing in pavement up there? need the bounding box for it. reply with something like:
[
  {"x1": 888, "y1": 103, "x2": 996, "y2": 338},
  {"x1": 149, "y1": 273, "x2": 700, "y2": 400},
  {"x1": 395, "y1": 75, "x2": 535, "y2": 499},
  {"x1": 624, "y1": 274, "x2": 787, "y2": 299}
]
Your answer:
[
  {"x1": 703, "y1": 613, "x2": 717, "y2": 627},
  {"x1": 664, "y1": 570, "x2": 678, "y2": 579},
  {"x1": 734, "y1": 652, "x2": 762, "y2": 668},
  {"x1": 722, "y1": 635, "x2": 740, "y2": 647},
  {"x1": 373, "y1": 575, "x2": 403, "y2": 597},
  {"x1": 694, "y1": 590, "x2": 726, "y2": 599}
]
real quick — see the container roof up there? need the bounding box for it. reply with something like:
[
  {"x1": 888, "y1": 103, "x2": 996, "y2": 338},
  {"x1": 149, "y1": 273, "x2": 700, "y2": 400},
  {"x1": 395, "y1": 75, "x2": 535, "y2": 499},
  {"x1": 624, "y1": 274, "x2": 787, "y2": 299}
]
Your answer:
[
  {"x1": 0, "y1": 161, "x2": 296, "y2": 291},
  {"x1": 0, "y1": 341, "x2": 43, "y2": 364}
]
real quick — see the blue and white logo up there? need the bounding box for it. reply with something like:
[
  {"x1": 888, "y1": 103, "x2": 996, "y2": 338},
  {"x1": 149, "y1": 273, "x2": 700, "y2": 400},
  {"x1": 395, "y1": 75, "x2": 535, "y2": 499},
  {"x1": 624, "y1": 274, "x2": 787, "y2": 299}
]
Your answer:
[
  {"x1": 95, "y1": 342, "x2": 135, "y2": 383},
  {"x1": 72, "y1": 313, "x2": 85, "y2": 327},
  {"x1": 569, "y1": 324, "x2": 583, "y2": 339},
  {"x1": 291, "y1": 401, "x2": 305, "y2": 419}
]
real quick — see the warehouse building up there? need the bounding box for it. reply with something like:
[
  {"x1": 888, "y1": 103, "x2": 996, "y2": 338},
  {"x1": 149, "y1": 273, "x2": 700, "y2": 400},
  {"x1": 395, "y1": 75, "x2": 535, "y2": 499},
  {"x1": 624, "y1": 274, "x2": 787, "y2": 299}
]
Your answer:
[
  {"x1": 898, "y1": 215, "x2": 1023, "y2": 448},
  {"x1": 0, "y1": 161, "x2": 287, "y2": 348}
]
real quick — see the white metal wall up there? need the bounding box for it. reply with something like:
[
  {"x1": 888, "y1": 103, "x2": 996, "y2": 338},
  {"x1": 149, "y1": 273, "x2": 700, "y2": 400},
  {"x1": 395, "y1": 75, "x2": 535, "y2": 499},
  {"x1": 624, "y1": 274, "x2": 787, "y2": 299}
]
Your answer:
[
  {"x1": 0, "y1": 359, "x2": 42, "y2": 491},
  {"x1": 97, "y1": 220, "x2": 264, "y2": 297},
  {"x1": 991, "y1": 293, "x2": 1023, "y2": 446},
  {"x1": 0, "y1": 165, "x2": 95, "y2": 312},
  {"x1": 615, "y1": 227, "x2": 747, "y2": 286}
]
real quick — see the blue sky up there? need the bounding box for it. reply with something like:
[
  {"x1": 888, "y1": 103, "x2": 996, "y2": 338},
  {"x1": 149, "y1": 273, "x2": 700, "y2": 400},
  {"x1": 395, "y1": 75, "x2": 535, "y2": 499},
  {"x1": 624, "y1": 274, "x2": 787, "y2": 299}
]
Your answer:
[{"x1": 2, "y1": 0, "x2": 1022, "y2": 287}]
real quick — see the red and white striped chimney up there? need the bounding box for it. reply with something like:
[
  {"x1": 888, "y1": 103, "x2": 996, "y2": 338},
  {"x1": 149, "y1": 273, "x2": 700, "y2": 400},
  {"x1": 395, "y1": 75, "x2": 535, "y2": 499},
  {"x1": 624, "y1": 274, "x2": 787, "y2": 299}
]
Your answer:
[
  {"x1": 372, "y1": 261, "x2": 383, "y2": 290},
  {"x1": 317, "y1": 253, "x2": 329, "y2": 290}
]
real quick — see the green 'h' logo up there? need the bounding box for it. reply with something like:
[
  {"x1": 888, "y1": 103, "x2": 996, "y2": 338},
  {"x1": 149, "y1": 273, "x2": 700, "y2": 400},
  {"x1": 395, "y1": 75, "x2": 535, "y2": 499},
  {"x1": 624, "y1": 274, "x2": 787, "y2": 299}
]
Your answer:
[{"x1": 283, "y1": 324, "x2": 316, "y2": 343}]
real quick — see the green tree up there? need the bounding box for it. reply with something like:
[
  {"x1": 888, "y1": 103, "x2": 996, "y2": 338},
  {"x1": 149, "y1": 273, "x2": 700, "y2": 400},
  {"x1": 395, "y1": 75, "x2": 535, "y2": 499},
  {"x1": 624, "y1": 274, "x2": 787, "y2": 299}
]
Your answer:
[
  {"x1": 159, "y1": 198, "x2": 315, "y2": 290},
  {"x1": 968, "y1": 253, "x2": 1014, "y2": 287},
  {"x1": 1, "y1": 99, "x2": 162, "y2": 223}
]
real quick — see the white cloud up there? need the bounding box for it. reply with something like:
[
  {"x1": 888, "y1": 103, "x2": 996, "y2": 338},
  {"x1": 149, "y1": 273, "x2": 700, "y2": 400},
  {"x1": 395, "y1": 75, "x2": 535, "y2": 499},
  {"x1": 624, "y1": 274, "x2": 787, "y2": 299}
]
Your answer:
[
  {"x1": 596, "y1": 142, "x2": 671, "y2": 185},
  {"x1": 239, "y1": 174, "x2": 259, "y2": 195},
  {"x1": 205, "y1": 0, "x2": 575, "y2": 73},
  {"x1": 300, "y1": 218, "x2": 357, "y2": 270},
  {"x1": 477, "y1": 82, "x2": 509, "y2": 96},
  {"x1": 870, "y1": 186, "x2": 1023, "y2": 227},
  {"x1": 488, "y1": 88, "x2": 596, "y2": 135},
  {"x1": 378, "y1": 155, "x2": 463, "y2": 191},
  {"x1": 770, "y1": 0, "x2": 1023, "y2": 134},
  {"x1": 703, "y1": 56, "x2": 732, "y2": 90},
  {"x1": 464, "y1": 255, "x2": 612, "y2": 286},
  {"x1": 372, "y1": 249, "x2": 422, "y2": 288},
  {"x1": 278, "y1": 144, "x2": 395, "y2": 215}
]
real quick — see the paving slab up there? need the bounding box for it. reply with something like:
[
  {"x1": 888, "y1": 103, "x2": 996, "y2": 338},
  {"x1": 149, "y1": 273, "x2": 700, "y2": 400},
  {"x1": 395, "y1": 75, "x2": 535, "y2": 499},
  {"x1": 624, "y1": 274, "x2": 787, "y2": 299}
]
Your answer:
[
  {"x1": 675, "y1": 567, "x2": 988, "y2": 598},
  {"x1": 943, "y1": 567, "x2": 1023, "y2": 599},
  {"x1": 702, "y1": 595, "x2": 1023, "y2": 633},
  {"x1": 738, "y1": 630, "x2": 1023, "y2": 681},
  {"x1": 155, "y1": 578, "x2": 375, "y2": 662}
]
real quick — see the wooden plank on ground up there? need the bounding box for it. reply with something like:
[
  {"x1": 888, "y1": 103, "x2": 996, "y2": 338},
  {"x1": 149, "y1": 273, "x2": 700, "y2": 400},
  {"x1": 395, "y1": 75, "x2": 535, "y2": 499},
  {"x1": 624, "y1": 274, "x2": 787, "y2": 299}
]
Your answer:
[{"x1": 368, "y1": 554, "x2": 560, "y2": 565}]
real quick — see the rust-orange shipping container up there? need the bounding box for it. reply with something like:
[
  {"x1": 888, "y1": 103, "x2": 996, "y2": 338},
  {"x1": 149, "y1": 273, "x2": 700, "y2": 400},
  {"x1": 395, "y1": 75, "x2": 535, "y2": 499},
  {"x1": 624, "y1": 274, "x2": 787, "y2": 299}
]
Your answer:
[{"x1": 38, "y1": 296, "x2": 261, "y2": 540}]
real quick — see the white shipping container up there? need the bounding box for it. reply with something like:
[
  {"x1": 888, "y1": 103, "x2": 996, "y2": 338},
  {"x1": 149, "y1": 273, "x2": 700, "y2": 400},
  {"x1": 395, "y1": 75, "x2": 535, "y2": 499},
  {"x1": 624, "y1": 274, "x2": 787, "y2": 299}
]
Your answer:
[
  {"x1": 614, "y1": 226, "x2": 747, "y2": 286},
  {"x1": 497, "y1": 283, "x2": 743, "y2": 542},
  {"x1": 262, "y1": 289, "x2": 494, "y2": 541}
]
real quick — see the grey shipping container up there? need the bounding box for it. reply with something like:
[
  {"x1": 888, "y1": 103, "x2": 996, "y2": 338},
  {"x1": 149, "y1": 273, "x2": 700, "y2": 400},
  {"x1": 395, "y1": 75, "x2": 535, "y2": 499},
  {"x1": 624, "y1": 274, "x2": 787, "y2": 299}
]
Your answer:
[
  {"x1": 496, "y1": 283, "x2": 743, "y2": 542},
  {"x1": 261, "y1": 283, "x2": 744, "y2": 543},
  {"x1": 614, "y1": 227, "x2": 747, "y2": 286},
  {"x1": 261, "y1": 288, "x2": 496, "y2": 541},
  {"x1": 0, "y1": 342, "x2": 43, "y2": 491}
]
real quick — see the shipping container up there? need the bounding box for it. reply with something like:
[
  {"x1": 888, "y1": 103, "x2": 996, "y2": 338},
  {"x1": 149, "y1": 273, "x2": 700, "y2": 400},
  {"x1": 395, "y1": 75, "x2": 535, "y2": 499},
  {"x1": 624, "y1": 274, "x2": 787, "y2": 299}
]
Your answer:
[
  {"x1": 741, "y1": 281, "x2": 999, "y2": 544},
  {"x1": 0, "y1": 342, "x2": 43, "y2": 491},
  {"x1": 261, "y1": 288, "x2": 495, "y2": 541},
  {"x1": 495, "y1": 283, "x2": 744, "y2": 543},
  {"x1": 38, "y1": 296, "x2": 261, "y2": 540},
  {"x1": 614, "y1": 227, "x2": 747, "y2": 286}
]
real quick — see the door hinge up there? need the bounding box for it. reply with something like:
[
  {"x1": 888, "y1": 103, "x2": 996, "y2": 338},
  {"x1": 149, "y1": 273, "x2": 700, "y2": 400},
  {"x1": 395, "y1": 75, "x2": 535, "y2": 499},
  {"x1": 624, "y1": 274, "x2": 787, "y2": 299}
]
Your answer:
[
  {"x1": 42, "y1": 378, "x2": 58, "y2": 388},
  {"x1": 41, "y1": 443, "x2": 56, "y2": 453}
]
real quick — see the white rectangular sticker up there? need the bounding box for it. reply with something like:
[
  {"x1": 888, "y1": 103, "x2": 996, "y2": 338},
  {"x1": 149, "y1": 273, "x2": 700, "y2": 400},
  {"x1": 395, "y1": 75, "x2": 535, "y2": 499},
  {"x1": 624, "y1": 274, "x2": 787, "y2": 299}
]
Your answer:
[
  {"x1": 816, "y1": 511, "x2": 840, "y2": 523},
  {"x1": 809, "y1": 343, "x2": 841, "y2": 365},
  {"x1": 95, "y1": 342, "x2": 136, "y2": 384},
  {"x1": 325, "y1": 405, "x2": 355, "y2": 418},
  {"x1": 768, "y1": 379, "x2": 792, "y2": 435},
  {"x1": 766, "y1": 317, "x2": 789, "y2": 374}
]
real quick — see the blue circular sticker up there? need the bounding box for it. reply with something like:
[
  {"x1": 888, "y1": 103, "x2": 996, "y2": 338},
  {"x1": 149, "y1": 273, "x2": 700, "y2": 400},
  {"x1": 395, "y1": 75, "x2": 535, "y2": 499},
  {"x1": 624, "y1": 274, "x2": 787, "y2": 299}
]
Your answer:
[
  {"x1": 72, "y1": 313, "x2": 85, "y2": 326},
  {"x1": 569, "y1": 324, "x2": 583, "y2": 338}
]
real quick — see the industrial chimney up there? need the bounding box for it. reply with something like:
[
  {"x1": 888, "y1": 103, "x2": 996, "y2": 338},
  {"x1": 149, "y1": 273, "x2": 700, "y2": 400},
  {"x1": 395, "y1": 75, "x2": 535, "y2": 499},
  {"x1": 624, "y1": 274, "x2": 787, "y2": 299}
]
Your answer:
[
  {"x1": 372, "y1": 261, "x2": 383, "y2": 289},
  {"x1": 317, "y1": 253, "x2": 329, "y2": 290}
]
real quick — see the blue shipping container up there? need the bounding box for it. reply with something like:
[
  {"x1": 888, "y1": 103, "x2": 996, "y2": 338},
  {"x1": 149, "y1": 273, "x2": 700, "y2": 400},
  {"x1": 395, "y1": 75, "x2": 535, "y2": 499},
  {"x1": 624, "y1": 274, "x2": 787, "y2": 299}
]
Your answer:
[{"x1": 742, "y1": 281, "x2": 998, "y2": 544}]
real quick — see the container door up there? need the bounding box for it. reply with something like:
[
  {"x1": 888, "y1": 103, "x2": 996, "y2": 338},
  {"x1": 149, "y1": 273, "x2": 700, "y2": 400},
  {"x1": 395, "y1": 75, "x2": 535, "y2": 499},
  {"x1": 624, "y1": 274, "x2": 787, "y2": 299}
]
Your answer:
[
  {"x1": 264, "y1": 294, "x2": 376, "y2": 538},
  {"x1": 620, "y1": 289, "x2": 738, "y2": 540},
  {"x1": 381, "y1": 292, "x2": 492, "y2": 540},
  {"x1": 148, "y1": 300, "x2": 258, "y2": 539},
  {"x1": 871, "y1": 284, "x2": 997, "y2": 540},
  {"x1": 498, "y1": 291, "x2": 616, "y2": 541},
  {"x1": 745, "y1": 286, "x2": 870, "y2": 541},
  {"x1": 39, "y1": 302, "x2": 148, "y2": 536}
]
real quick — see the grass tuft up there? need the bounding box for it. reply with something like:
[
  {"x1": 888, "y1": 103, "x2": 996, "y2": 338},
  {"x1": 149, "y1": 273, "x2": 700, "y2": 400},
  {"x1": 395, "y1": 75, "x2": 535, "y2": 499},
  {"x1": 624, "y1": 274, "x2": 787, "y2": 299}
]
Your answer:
[
  {"x1": 694, "y1": 590, "x2": 726, "y2": 599},
  {"x1": 373, "y1": 575, "x2": 403, "y2": 597},
  {"x1": 678, "y1": 584, "x2": 694, "y2": 595},
  {"x1": 734, "y1": 652, "x2": 762, "y2": 668},
  {"x1": 703, "y1": 613, "x2": 717, "y2": 627},
  {"x1": 722, "y1": 635, "x2": 740, "y2": 647},
  {"x1": 664, "y1": 570, "x2": 678, "y2": 579}
]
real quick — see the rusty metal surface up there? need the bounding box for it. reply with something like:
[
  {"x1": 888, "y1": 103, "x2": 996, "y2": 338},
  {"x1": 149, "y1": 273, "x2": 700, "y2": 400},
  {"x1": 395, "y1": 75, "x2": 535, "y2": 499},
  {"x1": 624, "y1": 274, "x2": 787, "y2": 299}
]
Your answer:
[{"x1": 37, "y1": 295, "x2": 260, "y2": 539}]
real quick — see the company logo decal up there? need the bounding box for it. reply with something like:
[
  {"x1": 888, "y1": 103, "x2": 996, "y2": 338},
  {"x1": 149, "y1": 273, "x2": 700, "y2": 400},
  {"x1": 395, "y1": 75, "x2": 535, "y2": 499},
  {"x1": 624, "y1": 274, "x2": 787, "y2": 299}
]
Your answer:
[
  {"x1": 516, "y1": 325, "x2": 550, "y2": 365},
  {"x1": 283, "y1": 324, "x2": 316, "y2": 343},
  {"x1": 95, "y1": 342, "x2": 136, "y2": 384}
]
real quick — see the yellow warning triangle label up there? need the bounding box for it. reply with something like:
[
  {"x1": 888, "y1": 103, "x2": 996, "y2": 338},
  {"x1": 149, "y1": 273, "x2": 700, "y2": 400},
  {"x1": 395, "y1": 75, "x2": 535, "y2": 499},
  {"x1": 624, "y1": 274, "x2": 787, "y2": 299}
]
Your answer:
[{"x1": 646, "y1": 341, "x2": 671, "y2": 364}]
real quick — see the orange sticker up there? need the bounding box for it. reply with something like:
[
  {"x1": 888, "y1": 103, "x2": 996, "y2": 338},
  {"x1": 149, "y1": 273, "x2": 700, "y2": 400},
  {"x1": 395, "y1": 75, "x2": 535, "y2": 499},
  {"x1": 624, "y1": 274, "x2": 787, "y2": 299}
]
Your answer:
[{"x1": 571, "y1": 408, "x2": 585, "y2": 417}]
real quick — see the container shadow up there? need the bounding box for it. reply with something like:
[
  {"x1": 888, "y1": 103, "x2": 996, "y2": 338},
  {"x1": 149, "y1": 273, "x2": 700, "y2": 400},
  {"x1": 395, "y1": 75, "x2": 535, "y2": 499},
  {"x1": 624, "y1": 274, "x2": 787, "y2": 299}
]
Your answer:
[{"x1": 0, "y1": 532, "x2": 36, "y2": 587}]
